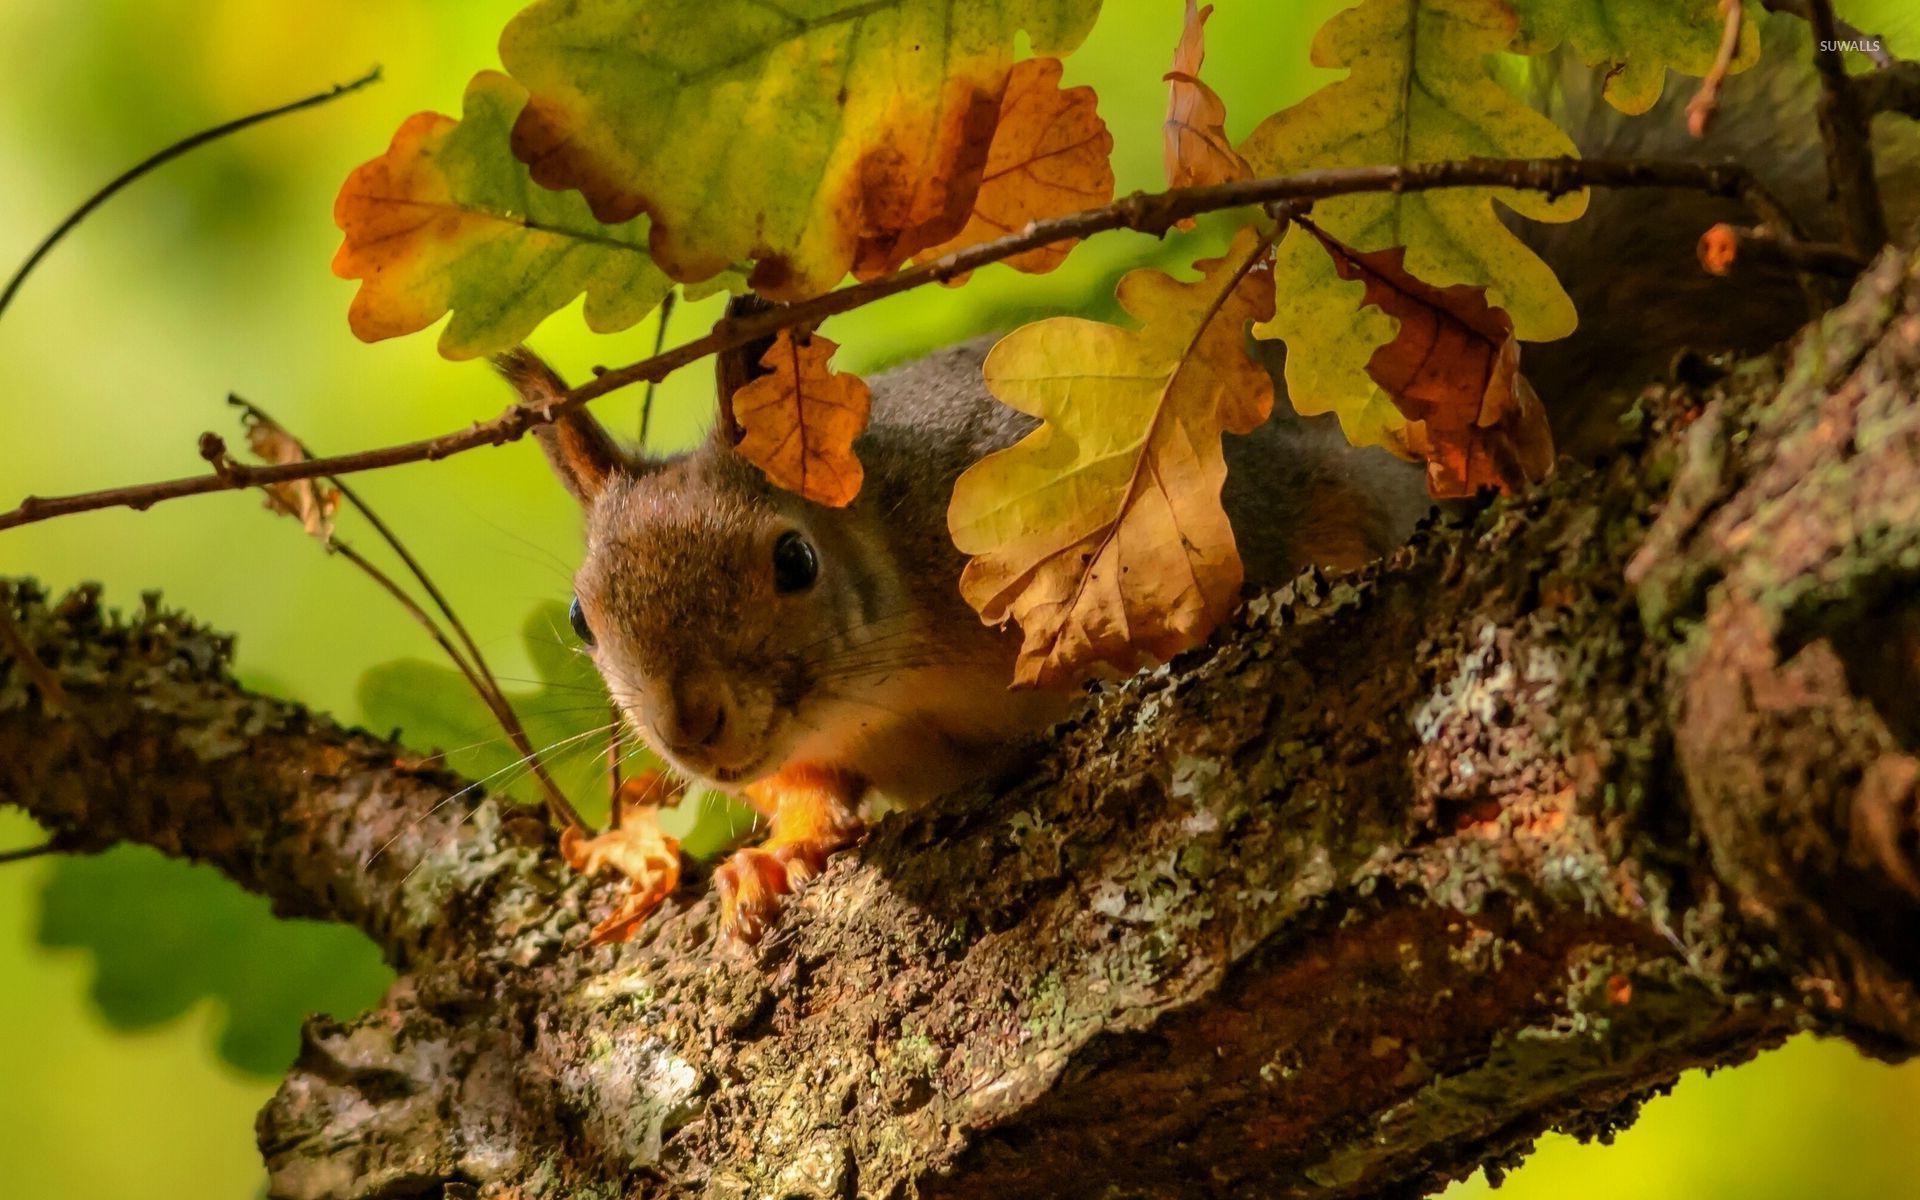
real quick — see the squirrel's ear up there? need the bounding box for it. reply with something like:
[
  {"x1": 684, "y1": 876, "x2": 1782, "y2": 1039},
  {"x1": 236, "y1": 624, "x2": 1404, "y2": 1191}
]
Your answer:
[
  {"x1": 493, "y1": 347, "x2": 624, "y2": 505},
  {"x1": 712, "y1": 293, "x2": 781, "y2": 450}
]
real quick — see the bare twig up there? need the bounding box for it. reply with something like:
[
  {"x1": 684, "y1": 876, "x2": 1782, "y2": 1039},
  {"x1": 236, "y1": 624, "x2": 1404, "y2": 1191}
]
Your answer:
[
  {"x1": 0, "y1": 156, "x2": 1802, "y2": 534},
  {"x1": 638, "y1": 290, "x2": 676, "y2": 447},
  {"x1": 0, "y1": 66, "x2": 381, "y2": 321},
  {"x1": 232, "y1": 398, "x2": 589, "y2": 833},
  {"x1": 1689, "y1": 0, "x2": 1746, "y2": 138},
  {"x1": 1855, "y1": 61, "x2": 1920, "y2": 119},
  {"x1": 0, "y1": 584, "x2": 73, "y2": 712},
  {"x1": 1805, "y1": 0, "x2": 1890, "y2": 258},
  {"x1": 0, "y1": 841, "x2": 60, "y2": 866},
  {"x1": 1698, "y1": 222, "x2": 1866, "y2": 277}
]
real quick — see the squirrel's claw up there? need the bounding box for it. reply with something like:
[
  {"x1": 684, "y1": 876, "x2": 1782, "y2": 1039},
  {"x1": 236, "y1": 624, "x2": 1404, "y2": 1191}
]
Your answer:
[{"x1": 718, "y1": 765, "x2": 866, "y2": 943}]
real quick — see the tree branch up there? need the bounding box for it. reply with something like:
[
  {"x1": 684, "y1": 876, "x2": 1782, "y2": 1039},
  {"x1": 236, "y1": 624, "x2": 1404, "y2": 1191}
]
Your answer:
[
  {"x1": 5, "y1": 243, "x2": 1920, "y2": 1199},
  {"x1": 0, "y1": 156, "x2": 1795, "y2": 534}
]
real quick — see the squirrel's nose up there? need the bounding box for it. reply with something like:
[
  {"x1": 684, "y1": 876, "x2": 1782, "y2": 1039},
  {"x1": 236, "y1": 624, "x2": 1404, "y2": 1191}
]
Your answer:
[{"x1": 660, "y1": 678, "x2": 728, "y2": 753}]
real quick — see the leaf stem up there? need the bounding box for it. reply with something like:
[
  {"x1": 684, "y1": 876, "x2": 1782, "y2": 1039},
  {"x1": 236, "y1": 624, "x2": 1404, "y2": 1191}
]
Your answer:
[
  {"x1": 0, "y1": 156, "x2": 1807, "y2": 532},
  {"x1": 638, "y1": 291, "x2": 676, "y2": 447},
  {"x1": 0, "y1": 66, "x2": 382, "y2": 322}
]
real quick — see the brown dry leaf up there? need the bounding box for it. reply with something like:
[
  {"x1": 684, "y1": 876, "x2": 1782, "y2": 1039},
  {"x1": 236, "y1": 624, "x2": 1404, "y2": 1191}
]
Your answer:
[
  {"x1": 1301, "y1": 220, "x2": 1554, "y2": 498},
  {"x1": 947, "y1": 226, "x2": 1277, "y2": 687},
  {"x1": 731, "y1": 330, "x2": 872, "y2": 508},
  {"x1": 915, "y1": 56, "x2": 1114, "y2": 277},
  {"x1": 1164, "y1": 0, "x2": 1251, "y2": 191},
  {"x1": 242, "y1": 412, "x2": 341, "y2": 541},
  {"x1": 560, "y1": 770, "x2": 684, "y2": 945}
]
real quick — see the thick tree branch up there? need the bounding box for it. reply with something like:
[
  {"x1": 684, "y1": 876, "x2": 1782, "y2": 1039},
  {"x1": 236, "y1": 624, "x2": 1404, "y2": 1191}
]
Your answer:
[
  {"x1": 5, "y1": 247, "x2": 1920, "y2": 1200},
  {"x1": 0, "y1": 156, "x2": 1795, "y2": 534}
]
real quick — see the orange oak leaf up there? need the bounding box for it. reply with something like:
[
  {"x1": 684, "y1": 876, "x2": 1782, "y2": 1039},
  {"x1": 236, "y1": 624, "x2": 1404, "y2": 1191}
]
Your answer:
[
  {"x1": 560, "y1": 770, "x2": 684, "y2": 945},
  {"x1": 730, "y1": 330, "x2": 872, "y2": 508},
  {"x1": 948, "y1": 226, "x2": 1278, "y2": 688},
  {"x1": 1301, "y1": 219, "x2": 1554, "y2": 498},
  {"x1": 915, "y1": 56, "x2": 1115, "y2": 276},
  {"x1": 1164, "y1": 0, "x2": 1251, "y2": 190}
]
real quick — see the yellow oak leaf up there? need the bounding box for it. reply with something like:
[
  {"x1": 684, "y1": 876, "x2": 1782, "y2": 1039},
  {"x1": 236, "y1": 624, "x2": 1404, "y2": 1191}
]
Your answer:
[
  {"x1": 730, "y1": 330, "x2": 872, "y2": 507},
  {"x1": 1240, "y1": 0, "x2": 1586, "y2": 455},
  {"x1": 1164, "y1": 0, "x2": 1250, "y2": 190},
  {"x1": 500, "y1": 0, "x2": 1103, "y2": 299},
  {"x1": 914, "y1": 56, "x2": 1114, "y2": 276},
  {"x1": 948, "y1": 226, "x2": 1277, "y2": 688}
]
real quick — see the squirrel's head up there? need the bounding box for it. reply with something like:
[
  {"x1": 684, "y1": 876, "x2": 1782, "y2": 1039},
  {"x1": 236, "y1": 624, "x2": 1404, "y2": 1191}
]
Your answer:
[{"x1": 498, "y1": 348, "x2": 915, "y2": 790}]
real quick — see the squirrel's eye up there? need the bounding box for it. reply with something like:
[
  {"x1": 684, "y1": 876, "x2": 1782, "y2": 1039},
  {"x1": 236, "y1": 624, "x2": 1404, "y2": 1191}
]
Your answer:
[
  {"x1": 568, "y1": 595, "x2": 596, "y2": 647},
  {"x1": 772, "y1": 531, "x2": 819, "y2": 594}
]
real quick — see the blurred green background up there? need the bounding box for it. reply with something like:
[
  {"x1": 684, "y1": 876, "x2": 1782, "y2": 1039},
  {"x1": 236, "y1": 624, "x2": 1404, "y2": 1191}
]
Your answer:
[{"x1": 1, "y1": 1, "x2": 1916, "y2": 1196}]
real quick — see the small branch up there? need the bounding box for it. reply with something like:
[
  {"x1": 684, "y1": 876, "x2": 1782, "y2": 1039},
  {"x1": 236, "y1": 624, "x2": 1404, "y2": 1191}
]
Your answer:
[
  {"x1": 1805, "y1": 0, "x2": 1890, "y2": 259},
  {"x1": 0, "y1": 66, "x2": 381, "y2": 321},
  {"x1": 0, "y1": 840, "x2": 60, "y2": 866},
  {"x1": 1855, "y1": 61, "x2": 1920, "y2": 119},
  {"x1": 1762, "y1": 0, "x2": 1898, "y2": 70},
  {"x1": 1688, "y1": 0, "x2": 1746, "y2": 138},
  {"x1": 1698, "y1": 222, "x2": 1866, "y2": 277},
  {"x1": 0, "y1": 156, "x2": 1798, "y2": 534},
  {"x1": 233, "y1": 396, "x2": 589, "y2": 834}
]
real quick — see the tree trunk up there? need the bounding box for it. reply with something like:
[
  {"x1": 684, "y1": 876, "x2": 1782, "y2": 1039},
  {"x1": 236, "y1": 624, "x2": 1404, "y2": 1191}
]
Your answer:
[{"x1": 4, "y1": 245, "x2": 1920, "y2": 1200}]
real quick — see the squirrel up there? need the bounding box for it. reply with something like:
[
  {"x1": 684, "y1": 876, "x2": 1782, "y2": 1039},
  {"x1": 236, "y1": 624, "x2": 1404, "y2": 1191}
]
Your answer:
[{"x1": 500, "y1": 11, "x2": 1917, "y2": 941}]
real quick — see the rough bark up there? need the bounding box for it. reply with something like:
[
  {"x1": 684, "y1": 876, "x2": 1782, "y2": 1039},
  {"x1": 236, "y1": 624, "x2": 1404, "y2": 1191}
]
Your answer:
[{"x1": 4, "y1": 246, "x2": 1920, "y2": 1200}]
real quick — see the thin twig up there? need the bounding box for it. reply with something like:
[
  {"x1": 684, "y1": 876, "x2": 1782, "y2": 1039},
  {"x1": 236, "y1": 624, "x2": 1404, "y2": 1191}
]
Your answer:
[
  {"x1": 1855, "y1": 61, "x2": 1920, "y2": 119},
  {"x1": 1805, "y1": 0, "x2": 1890, "y2": 259},
  {"x1": 607, "y1": 707, "x2": 625, "y2": 807},
  {"x1": 0, "y1": 156, "x2": 1803, "y2": 533},
  {"x1": 0, "y1": 841, "x2": 61, "y2": 866},
  {"x1": 1697, "y1": 223, "x2": 1866, "y2": 277},
  {"x1": 233, "y1": 397, "x2": 589, "y2": 832},
  {"x1": 0, "y1": 66, "x2": 381, "y2": 321},
  {"x1": 0, "y1": 584, "x2": 73, "y2": 712},
  {"x1": 1689, "y1": 0, "x2": 1746, "y2": 138},
  {"x1": 638, "y1": 291, "x2": 676, "y2": 447}
]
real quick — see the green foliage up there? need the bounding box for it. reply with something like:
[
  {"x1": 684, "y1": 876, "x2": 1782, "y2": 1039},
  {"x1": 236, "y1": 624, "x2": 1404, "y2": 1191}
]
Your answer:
[
  {"x1": 1508, "y1": 0, "x2": 1761, "y2": 115},
  {"x1": 38, "y1": 846, "x2": 391, "y2": 1076},
  {"x1": 358, "y1": 600, "x2": 751, "y2": 855}
]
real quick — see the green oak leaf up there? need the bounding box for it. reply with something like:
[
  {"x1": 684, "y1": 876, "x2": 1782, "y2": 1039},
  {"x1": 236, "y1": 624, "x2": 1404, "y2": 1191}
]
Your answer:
[
  {"x1": 38, "y1": 847, "x2": 392, "y2": 1076},
  {"x1": 498, "y1": 0, "x2": 1104, "y2": 298},
  {"x1": 1509, "y1": 0, "x2": 1762, "y2": 115}
]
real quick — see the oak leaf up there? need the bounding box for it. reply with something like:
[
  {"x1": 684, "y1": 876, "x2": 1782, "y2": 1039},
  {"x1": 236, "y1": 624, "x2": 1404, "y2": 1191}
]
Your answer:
[
  {"x1": 1508, "y1": 0, "x2": 1761, "y2": 116},
  {"x1": 332, "y1": 71, "x2": 676, "y2": 360},
  {"x1": 731, "y1": 330, "x2": 872, "y2": 507},
  {"x1": 561, "y1": 770, "x2": 685, "y2": 945},
  {"x1": 1302, "y1": 220, "x2": 1554, "y2": 498},
  {"x1": 914, "y1": 56, "x2": 1114, "y2": 277},
  {"x1": 948, "y1": 226, "x2": 1276, "y2": 688},
  {"x1": 498, "y1": 0, "x2": 1102, "y2": 299},
  {"x1": 1241, "y1": 0, "x2": 1585, "y2": 456},
  {"x1": 1164, "y1": 0, "x2": 1250, "y2": 190}
]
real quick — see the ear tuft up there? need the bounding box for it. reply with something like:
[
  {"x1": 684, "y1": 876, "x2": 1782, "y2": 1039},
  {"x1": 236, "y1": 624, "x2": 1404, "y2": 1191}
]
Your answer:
[{"x1": 494, "y1": 347, "x2": 624, "y2": 505}]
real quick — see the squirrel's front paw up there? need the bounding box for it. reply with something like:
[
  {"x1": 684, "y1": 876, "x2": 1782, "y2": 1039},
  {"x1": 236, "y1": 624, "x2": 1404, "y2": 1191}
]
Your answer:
[{"x1": 718, "y1": 765, "x2": 866, "y2": 942}]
